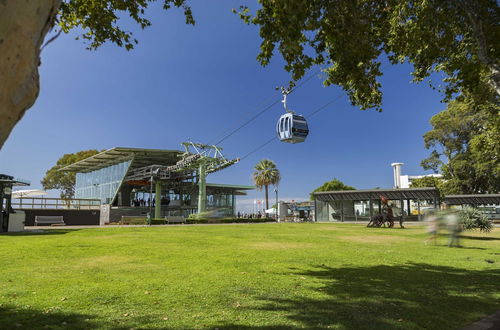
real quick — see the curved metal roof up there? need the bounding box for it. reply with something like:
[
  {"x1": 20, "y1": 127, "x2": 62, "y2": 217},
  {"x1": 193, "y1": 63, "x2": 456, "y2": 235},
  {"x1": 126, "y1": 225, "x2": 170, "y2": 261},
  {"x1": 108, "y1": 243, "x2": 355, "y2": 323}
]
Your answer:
[{"x1": 60, "y1": 147, "x2": 181, "y2": 173}]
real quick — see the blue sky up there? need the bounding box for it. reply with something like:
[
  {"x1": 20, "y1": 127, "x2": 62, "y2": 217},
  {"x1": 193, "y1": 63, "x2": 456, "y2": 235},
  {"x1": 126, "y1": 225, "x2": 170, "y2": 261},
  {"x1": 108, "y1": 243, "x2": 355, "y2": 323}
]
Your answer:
[{"x1": 0, "y1": 1, "x2": 445, "y2": 211}]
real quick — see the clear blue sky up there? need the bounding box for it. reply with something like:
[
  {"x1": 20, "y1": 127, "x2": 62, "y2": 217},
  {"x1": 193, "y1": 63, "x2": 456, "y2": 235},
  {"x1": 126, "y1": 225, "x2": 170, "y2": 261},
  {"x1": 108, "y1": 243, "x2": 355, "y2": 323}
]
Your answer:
[{"x1": 0, "y1": 1, "x2": 445, "y2": 211}]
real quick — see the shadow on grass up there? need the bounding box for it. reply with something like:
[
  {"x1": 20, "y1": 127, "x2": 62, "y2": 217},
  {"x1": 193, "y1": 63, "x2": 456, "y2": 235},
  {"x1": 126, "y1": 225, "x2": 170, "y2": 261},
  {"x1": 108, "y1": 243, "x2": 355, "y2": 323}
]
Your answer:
[
  {"x1": 460, "y1": 235, "x2": 500, "y2": 241},
  {"x1": 0, "y1": 305, "x2": 158, "y2": 330},
  {"x1": 214, "y1": 263, "x2": 500, "y2": 329},
  {"x1": 0, "y1": 305, "x2": 101, "y2": 330},
  {"x1": 1, "y1": 229, "x2": 79, "y2": 236}
]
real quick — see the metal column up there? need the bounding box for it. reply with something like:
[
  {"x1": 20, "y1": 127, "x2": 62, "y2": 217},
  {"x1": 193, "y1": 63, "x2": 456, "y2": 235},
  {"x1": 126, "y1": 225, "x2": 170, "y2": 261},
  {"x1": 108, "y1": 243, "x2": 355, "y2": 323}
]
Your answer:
[
  {"x1": 154, "y1": 181, "x2": 162, "y2": 219},
  {"x1": 340, "y1": 198, "x2": 344, "y2": 222},
  {"x1": 197, "y1": 162, "x2": 207, "y2": 214},
  {"x1": 232, "y1": 193, "x2": 236, "y2": 217},
  {"x1": 417, "y1": 199, "x2": 421, "y2": 221}
]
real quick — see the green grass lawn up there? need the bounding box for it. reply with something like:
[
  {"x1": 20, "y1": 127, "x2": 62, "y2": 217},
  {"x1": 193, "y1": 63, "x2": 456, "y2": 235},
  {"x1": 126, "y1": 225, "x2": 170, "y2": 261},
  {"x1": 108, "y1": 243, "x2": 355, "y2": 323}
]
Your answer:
[{"x1": 0, "y1": 223, "x2": 499, "y2": 329}]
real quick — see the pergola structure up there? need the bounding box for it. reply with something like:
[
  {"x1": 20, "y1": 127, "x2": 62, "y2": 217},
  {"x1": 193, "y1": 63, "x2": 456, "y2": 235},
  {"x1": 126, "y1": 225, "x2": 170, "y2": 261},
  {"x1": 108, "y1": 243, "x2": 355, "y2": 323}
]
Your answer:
[
  {"x1": 444, "y1": 194, "x2": 500, "y2": 206},
  {"x1": 314, "y1": 188, "x2": 440, "y2": 222}
]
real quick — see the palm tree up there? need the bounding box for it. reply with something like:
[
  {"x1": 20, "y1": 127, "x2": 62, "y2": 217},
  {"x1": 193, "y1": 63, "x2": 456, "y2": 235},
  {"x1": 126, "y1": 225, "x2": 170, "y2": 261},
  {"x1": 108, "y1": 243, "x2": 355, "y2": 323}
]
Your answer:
[{"x1": 252, "y1": 159, "x2": 281, "y2": 211}]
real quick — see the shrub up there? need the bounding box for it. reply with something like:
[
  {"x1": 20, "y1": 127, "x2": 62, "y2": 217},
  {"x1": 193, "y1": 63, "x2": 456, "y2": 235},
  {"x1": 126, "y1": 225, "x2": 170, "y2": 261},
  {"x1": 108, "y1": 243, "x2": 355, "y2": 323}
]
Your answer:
[
  {"x1": 151, "y1": 219, "x2": 166, "y2": 225},
  {"x1": 186, "y1": 217, "x2": 276, "y2": 224},
  {"x1": 459, "y1": 207, "x2": 493, "y2": 233}
]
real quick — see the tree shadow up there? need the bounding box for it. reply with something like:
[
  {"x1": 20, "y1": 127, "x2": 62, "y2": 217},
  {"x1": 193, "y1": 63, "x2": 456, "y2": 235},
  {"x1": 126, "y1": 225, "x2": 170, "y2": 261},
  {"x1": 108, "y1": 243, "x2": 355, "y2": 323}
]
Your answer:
[
  {"x1": 460, "y1": 235, "x2": 500, "y2": 241},
  {"x1": 213, "y1": 263, "x2": 500, "y2": 329},
  {"x1": 0, "y1": 305, "x2": 165, "y2": 329},
  {"x1": 0, "y1": 304, "x2": 101, "y2": 329},
  {"x1": 1, "y1": 229, "x2": 79, "y2": 236}
]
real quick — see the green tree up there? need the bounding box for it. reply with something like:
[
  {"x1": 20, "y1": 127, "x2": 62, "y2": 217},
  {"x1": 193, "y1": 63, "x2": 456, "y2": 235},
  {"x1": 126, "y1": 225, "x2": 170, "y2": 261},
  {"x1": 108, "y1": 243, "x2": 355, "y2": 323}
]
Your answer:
[
  {"x1": 236, "y1": 0, "x2": 499, "y2": 110},
  {"x1": 310, "y1": 178, "x2": 355, "y2": 200},
  {"x1": 409, "y1": 176, "x2": 450, "y2": 198},
  {"x1": 41, "y1": 149, "x2": 100, "y2": 199},
  {"x1": 252, "y1": 159, "x2": 281, "y2": 210},
  {"x1": 421, "y1": 99, "x2": 499, "y2": 194}
]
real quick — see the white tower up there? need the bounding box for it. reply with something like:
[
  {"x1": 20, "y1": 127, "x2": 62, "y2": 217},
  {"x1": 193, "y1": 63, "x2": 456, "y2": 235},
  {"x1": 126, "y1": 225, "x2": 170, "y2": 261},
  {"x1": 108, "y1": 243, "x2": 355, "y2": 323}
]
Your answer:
[{"x1": 391, "y1": 163, "x2": 404, "y2": 188}]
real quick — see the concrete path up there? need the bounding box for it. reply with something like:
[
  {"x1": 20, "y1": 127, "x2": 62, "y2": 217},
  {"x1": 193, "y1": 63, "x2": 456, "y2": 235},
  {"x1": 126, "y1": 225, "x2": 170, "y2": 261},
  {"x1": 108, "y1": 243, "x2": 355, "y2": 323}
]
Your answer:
[
  {"x1": 461, "y1": 311, "x2": 500, "y2": 330},
  {"x1": 23, "y1": 221, "x2": 426, "y2": 230}
]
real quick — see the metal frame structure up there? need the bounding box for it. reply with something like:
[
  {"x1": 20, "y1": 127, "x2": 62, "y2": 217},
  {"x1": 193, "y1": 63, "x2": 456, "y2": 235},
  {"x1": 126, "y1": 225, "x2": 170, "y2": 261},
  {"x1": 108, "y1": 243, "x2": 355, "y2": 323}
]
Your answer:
[
  {"x1": 61, "y1": 145, "x2": 245, "y2": 221},
  {"x1": 0, "y1": 174, "x2": 30, "y2": 232},
  {"x1": 443, "y1": 194, "x2": 500, "y2": 206}
]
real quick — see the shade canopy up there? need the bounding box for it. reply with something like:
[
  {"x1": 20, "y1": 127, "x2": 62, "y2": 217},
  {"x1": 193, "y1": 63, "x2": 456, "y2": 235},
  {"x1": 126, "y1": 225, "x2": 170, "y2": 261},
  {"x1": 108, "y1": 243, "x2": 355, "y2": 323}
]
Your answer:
[
  {"x1": 444, "y1": 194, "x2": 500, "y2": 205},
  {"x1": 314, "y1": 187, "x2": 439, "y2": 201},
  {"x1": 11, "y1": 189, "x2": 48, "y2": 198}
]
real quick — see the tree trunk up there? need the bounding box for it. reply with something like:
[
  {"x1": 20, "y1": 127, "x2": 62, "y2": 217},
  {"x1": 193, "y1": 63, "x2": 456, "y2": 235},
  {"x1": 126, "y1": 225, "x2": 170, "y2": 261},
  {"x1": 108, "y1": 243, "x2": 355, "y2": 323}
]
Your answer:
[
  {"x1": 265, "y1": 185, "x2": 269, "y2": 211},
  {"x1": 0, "y1": 0, "x2": 61, "y2": 150}
]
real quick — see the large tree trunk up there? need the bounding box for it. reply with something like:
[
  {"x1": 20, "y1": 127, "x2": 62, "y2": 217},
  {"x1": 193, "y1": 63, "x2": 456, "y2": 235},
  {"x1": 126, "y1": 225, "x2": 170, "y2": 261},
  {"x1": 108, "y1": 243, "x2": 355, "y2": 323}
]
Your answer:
[{"x1": 0, "y1": 0, "x2": 61, "y2": 150}]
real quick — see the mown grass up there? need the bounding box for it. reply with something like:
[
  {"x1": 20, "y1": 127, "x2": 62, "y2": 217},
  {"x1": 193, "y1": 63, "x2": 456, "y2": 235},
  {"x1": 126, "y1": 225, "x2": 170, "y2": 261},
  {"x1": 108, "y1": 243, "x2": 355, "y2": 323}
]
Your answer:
[{"x1": 0, "y1": 223, "x2": 499, "y2": 329}]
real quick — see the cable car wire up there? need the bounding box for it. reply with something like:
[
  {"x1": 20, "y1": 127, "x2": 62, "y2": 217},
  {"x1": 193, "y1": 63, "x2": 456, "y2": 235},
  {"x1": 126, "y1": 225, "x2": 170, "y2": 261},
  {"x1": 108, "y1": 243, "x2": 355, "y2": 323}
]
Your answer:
[
  {"x1": 239, "y1": 90, "x2": 347, "y2": 161},
  {"x1": 238, "y1": 63, "x2": 389, "y2": 161},
  {"x1": 209, "y1": 68, "x2": 322, "y2": 146},
  {"x1": 240, "y1": 136, "x2": 278, "y2": 161}
]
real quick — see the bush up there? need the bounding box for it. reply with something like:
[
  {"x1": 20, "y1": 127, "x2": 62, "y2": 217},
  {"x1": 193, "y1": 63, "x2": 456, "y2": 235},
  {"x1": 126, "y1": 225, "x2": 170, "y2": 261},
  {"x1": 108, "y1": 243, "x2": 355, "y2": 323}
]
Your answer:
[
  {"x1": 151, "y1": 218, "x2": 166, "y2": 225},
  {"x1": 459, "y1": 207, "x2": 493, "y2": 233},
  {"x1": 186, "y1": 217, "x2": 276, "y2": 224}
]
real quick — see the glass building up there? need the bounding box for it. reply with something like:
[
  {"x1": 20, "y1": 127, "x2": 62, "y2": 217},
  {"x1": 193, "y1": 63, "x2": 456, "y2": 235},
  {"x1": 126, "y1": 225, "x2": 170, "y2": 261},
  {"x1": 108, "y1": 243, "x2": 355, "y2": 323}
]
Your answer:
[{"x1": 62, "y1": 147, "x2": 253, "y2": 222}]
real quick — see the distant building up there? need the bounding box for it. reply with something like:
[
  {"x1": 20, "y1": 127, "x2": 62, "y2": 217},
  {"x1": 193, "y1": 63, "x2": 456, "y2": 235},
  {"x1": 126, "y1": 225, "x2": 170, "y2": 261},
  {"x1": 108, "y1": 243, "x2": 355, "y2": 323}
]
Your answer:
[
  {"x1": 400, "y1": 174, "x2": 443, "y2": 188},
  {"x1": 391, "y1": 162, "x2": 442, "y2": 188}
]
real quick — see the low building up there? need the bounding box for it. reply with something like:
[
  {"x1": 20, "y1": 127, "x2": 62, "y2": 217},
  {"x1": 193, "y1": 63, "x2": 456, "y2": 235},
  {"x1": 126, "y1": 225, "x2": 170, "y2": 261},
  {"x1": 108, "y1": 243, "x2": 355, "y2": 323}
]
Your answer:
[
  {"x1": 61, "y1": 147, "x2": 253, "y2": 223},
  {"x1": 314, "y1": 188, "x2": 440, "y2": 222}
]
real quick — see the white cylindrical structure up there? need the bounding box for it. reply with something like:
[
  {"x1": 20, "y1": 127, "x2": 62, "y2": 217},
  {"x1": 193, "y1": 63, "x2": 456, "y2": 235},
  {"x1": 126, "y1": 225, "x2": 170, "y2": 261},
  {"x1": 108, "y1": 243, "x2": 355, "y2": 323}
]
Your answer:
[{"x1": 391, "y1": 163, "x2": 404, "y2": 188}]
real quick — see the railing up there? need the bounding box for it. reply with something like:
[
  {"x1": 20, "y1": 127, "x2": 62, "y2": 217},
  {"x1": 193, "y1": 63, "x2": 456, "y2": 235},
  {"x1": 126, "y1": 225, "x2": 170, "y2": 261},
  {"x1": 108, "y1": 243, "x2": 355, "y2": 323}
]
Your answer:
[{"x1": 11, "y1": 197, "x2": 101, "y2": 210}]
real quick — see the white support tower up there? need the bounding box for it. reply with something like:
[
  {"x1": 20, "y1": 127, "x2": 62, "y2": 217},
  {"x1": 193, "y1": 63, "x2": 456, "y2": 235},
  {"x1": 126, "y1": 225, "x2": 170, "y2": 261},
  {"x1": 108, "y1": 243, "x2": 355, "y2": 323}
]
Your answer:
[{"x1": 391, "y1": 162, "x2": 404, "y2": 189}]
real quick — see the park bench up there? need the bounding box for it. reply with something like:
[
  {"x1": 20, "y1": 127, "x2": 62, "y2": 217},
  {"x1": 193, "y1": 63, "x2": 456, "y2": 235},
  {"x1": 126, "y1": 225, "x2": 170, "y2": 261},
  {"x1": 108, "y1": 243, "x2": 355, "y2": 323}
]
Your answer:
[
  {"x1": 165, "y1": 216, "x2": 186, "y2": 224},
  {"x1": 34, "y1": 215, "x2": 65, "y2": 226}
]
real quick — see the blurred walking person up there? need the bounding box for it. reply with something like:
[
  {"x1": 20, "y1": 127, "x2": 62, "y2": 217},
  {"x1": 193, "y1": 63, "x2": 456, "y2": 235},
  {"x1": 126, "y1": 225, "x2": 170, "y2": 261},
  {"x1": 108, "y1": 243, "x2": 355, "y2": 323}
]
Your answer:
[
  {"x1": 425, "y1": 210, "x2": 438, "y2": 245},
  {"x1": 445, "y1": 209, "x2": 462, "y2": 247}
]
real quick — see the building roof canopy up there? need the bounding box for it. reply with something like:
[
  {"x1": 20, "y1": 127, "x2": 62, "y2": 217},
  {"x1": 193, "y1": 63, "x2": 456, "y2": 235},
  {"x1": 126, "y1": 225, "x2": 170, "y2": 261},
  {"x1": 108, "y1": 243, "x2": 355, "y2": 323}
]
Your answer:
[
  {"x1": 444, "y1": 194, "x2": 500, "y2": 205},
  {"x1": 314, "y1": 187, "x2": 439, "y2": 201},
  {"x1": 60, "y1": 147, "x2": 182, "y2": 173}
]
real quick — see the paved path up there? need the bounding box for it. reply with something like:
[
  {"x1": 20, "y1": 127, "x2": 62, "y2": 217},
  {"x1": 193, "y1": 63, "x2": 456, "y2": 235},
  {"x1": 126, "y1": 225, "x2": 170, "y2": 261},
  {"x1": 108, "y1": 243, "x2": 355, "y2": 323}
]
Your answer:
[
  {"x1": 461, "y1": 310, "x2": 500, "y2": 330},
  {"x1": 23, "y1": 221, "x2": 427, "y2": 230}
]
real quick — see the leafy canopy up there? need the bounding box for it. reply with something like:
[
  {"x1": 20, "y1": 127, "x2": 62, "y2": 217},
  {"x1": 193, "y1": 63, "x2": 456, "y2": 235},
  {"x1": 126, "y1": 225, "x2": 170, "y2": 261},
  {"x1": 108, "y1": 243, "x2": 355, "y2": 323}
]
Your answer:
[
  {"x1": 58, "y1": 0, "x2": 194, "y2": 50},
  {"x1": 57, "y1": 1, "x2": 499, "y2": 111},
  {"x1": 41, "y1": 149, "x2": 100, "y2": 199},
  {"x1": 252, "y1": 159, "x2": 281, "y2": 189},
  {"x1": 236, "y1": 0, "x2": 499, "y2": 110},
  {"x1": 409, "y1": 176, "x2": 448, "y2": 198},
  {"x1": 310, "y1": 178, "x2": 355, "y2": 200},
  {"x1": 421, "y1": 99, "x2": 499, "y2": 194}
]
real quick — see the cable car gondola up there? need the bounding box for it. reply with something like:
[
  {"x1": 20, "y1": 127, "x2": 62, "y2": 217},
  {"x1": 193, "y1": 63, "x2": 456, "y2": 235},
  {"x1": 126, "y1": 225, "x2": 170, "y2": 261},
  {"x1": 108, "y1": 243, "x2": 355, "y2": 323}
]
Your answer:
[
  {"x1": 276, "y1": 87, "x2": 309, "y2": 143},
  {"x1": 276, "y1": 112, "x2": 309, "y2": 143}
]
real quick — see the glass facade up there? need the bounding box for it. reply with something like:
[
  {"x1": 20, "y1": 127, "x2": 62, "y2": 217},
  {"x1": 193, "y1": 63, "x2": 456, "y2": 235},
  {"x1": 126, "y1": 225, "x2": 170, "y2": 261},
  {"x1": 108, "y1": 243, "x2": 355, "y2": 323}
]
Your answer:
[{"x1": 75, "y1": 160, "x2": 132, "y2": 204}]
